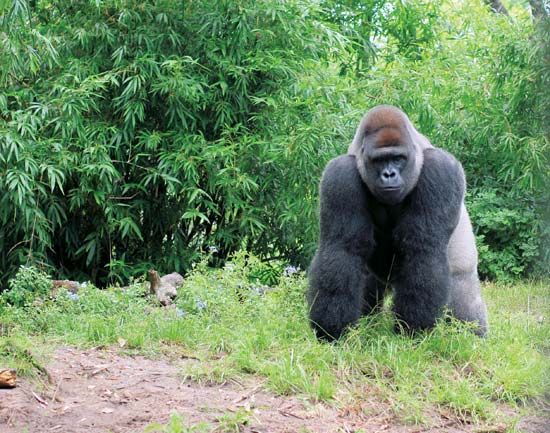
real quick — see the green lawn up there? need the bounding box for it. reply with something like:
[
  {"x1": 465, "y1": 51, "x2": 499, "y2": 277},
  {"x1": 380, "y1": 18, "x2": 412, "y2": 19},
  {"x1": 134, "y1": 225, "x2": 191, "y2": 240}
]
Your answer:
[{"x1": 1, "y1": 254, "x2": 548, "y2": 427}]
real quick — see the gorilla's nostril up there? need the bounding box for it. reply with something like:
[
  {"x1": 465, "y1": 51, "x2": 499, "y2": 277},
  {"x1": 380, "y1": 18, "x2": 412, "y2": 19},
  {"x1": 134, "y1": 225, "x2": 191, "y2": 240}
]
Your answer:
[{"x1": 383, "y1": 169, "x2": 395, "y2": 179}]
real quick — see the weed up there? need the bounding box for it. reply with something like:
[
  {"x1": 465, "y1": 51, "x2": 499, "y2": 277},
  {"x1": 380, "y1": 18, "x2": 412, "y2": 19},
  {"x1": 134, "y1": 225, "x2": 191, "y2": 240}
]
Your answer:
[
  {"x1": 215, "y1": 407, "x2": 252, "y2": 433},
  {"x1": 143, "y1": 413, "x2": 210, "y2": 433}
]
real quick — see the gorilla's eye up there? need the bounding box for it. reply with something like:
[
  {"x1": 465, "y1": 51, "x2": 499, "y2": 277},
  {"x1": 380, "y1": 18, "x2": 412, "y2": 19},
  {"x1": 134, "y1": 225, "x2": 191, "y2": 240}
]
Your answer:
[
  {"x1": 371, "y1": 155, "x2": 406, "y2": 164},
  {"x1": 394, "y1": 155, "x2": 407, "y2": 164}
]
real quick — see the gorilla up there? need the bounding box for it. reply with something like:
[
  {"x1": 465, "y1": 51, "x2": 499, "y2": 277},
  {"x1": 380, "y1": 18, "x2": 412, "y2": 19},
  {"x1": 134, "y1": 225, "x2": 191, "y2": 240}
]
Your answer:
[{"x1": 307, "y1": 105, "x2": 488, "y2": 340}]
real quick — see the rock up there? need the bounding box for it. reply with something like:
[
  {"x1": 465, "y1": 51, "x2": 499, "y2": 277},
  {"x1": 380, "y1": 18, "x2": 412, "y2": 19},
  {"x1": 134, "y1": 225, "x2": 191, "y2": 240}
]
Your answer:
[
  {"x1": 148, "y1": 270, "x2": 183, "y2": 306},
  {"x1": 52, "y1": 280, "x2": 81, "y2": 294}
]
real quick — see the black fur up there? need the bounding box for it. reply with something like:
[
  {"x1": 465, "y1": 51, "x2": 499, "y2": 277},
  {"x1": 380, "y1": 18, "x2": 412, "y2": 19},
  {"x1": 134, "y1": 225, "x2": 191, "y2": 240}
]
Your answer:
[{"x1": 307, "y1": 149, "x2": 465, "y2": 340}]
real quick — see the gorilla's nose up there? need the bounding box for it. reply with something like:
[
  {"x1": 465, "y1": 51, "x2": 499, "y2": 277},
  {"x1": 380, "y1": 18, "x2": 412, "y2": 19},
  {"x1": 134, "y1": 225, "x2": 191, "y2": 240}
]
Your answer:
[{"x1": 382, "y1": 168, "x2": 397, "y2": 179}]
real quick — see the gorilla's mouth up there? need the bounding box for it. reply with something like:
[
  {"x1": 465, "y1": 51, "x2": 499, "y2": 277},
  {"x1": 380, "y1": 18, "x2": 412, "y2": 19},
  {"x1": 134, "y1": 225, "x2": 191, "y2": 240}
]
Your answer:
[
  {"x1": 376, "y1": 187, "x2": 404, "y2": 205},
  {"x1": 379, "y1": 186, "x2": 403, "y2": 196}
]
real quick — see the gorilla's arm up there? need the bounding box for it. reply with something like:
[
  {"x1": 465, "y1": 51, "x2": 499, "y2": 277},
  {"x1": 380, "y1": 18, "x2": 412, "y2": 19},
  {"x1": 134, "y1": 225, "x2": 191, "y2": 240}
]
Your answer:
[
  {"x1": 307, "y1": 155, "x2": 375, "y2": 340},
  {"x1": 391, "y1": 148, "x2": 465, "y2": 332}
]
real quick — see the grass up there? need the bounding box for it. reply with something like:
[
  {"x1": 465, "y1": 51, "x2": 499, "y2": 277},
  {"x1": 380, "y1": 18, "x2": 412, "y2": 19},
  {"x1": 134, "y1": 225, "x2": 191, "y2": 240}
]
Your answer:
[{"x1": 0, "y1": 253, "x2": 548, "y2": 428}]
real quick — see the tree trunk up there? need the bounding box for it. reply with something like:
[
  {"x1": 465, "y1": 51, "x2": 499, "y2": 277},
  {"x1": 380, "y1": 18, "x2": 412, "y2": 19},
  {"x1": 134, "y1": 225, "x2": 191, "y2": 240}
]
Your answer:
[
  {"x1": 485, "y1": 0, "x2": 509, "y2": 15},
  {"x1": 529, "y1": 0, "x2": 549, "y2": 19}
]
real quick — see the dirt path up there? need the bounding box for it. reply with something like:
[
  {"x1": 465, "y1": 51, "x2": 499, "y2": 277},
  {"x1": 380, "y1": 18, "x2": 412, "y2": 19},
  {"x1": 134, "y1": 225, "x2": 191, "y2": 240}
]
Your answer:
[{"x1": 0, "y1": 347, "x2": 543, "y2": 433}]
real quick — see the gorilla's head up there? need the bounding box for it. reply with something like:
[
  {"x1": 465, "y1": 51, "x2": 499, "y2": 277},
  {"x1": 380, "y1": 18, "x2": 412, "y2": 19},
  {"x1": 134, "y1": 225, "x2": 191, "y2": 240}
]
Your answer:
[{"x1": 348, "y1": 105, "x2": 431, "y2": 206}]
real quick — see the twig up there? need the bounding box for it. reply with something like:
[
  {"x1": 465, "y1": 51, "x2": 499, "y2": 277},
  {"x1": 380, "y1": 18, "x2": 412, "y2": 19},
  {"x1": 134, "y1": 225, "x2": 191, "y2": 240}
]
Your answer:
[
  {"x1": 32, "y1": 391, "x2": 48, "y2": 406},
  {"x1": 232, "y1": 383, "x2": 263, "y2": 404},
  {"x1": 24, "y1": 349, "x2": 53, "y2": 384},
  {"x1": 50, "y1": 379, "x2": 62, "y2": 404},
  {"x1": 278, "y1": 409, "x2": 304, "y2": 420},
  {"x1": 90, "y1": 365, "x2": 110, "y2": 377},
  {"x1": 6, "y1": 408, "x2": 18, "y2": 426}
]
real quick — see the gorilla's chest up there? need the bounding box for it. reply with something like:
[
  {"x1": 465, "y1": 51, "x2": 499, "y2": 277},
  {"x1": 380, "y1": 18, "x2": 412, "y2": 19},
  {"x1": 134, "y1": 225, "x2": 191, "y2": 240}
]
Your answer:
[{"x1": 365, "y1": 202, "x2": 402, "y2": 280}]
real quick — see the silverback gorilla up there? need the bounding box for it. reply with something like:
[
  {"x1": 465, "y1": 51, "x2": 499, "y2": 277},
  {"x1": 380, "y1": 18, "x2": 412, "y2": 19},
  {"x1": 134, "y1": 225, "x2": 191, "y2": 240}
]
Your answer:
[{"x1": 307, "y1": 105, "x2": 488, "y2": 340}]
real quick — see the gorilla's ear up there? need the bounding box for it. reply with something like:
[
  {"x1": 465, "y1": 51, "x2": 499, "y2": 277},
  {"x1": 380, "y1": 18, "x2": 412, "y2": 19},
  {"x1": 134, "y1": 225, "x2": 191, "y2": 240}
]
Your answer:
[
  {"x1": 404, "y1": 121, "x2": 433, "y2": 151},
  {"x1": 347, "y1": 116, "x2": 368, "y2": 156}
]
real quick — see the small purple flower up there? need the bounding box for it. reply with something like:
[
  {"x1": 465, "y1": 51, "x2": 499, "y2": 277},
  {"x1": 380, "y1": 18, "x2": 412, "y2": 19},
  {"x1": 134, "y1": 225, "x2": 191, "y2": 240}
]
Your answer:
[
  {"x1": 176, "y1": 308, "x2": 186, "y2": 318},
  {"x1": 251, "y1": 285, "x2": 269, "y2": 295},
  {"x1": 196, "y1": 299, "x2": 207, "y2": 310},
  {"x1": 67, "y1": 292, "x2": 79, "y2": 301},
  {"x1": 283, "y1": 265, "x2": 300, "y2": 277}
]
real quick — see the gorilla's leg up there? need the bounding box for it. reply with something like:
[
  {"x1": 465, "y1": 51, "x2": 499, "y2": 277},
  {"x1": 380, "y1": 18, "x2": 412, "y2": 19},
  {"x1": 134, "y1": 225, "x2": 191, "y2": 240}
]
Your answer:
[
  {"x1": 449, "y1": 272, "x2": 488, "y2": 336},
  {"x1": 391, "y1": 252, "x2": 451, "y2": 334},
  {"x1": 447, "y1": 206, "x2": 488, "y2": 336},
  {"x1": 308, "y1": 250, "x2": 367, "y2": 340},
  {"x1": 389, "y1": 148, "x2": 466, "y2": 334}
]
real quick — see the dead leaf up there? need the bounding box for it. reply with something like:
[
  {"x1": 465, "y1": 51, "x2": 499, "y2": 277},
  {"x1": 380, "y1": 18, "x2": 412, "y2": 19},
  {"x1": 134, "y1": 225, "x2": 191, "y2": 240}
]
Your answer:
[{"x1": 0, "y1": 368, "x2": 17, "y2": 388}]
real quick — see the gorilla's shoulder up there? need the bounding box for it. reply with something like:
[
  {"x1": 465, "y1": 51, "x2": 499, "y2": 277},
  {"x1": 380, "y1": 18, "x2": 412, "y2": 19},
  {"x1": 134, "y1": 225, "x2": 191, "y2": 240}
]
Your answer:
[
  {"x1": 320, "y1": 155, "x2": 365, "y2": 200},
  {"x1": 421, "y1": 148, "x2": 465, "y2": 196},
  {"x1": 322, "y1": 155, "x2": 361, "y2": 184},
  {"x1": 423, "y1": 148, "x2": 464, "y2": 179},
  {"x1": 423, "y1": 148, "x2": 461, "y2": 168}
]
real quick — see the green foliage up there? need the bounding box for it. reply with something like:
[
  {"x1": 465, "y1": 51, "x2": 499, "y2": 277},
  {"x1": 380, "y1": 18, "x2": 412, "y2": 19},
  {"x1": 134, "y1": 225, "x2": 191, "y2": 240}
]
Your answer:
[
  {"x1": 215, "y1": 407, "x2": 252, "y2": 433},
  {"x1": 2, "y1": 265, "x2": 52, "y2": 307},
  {"x1": 321, "y1": 0, "x2": 440, "y2": 72},
  {"x1": 468, "y1": 189, "x2": 540, "y2": 281},
  {"x1": 0, "y1": 0, "x2": 547, "y2": 285},
  {"x1": 0, "y1": 334, "x2": 50, "y2": 380},
  {"x1": 142, "y1": 410, "x2": 251, "y2": 433},
  {"x1": 247, "y1": 259, "x2": 283, "y2": 286},
  {"x1": 0, "y1": 0, "x2": 360, "y2": 287}
]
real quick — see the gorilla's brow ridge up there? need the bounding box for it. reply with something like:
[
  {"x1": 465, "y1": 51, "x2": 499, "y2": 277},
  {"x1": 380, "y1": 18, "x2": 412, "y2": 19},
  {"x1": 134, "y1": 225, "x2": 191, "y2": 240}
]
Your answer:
[{"x1": 373, "y1": 128, "x2": 403, "y2": 148}]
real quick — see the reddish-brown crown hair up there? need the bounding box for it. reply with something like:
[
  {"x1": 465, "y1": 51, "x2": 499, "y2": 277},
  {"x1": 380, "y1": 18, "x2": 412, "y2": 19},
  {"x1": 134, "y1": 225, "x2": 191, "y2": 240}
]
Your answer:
[
  {"x1": 364, "y1": 105, "x2": 408, "y2": 130},
  {"x1": 363, "y1": 106, "x2": 409, "y2": 148}
]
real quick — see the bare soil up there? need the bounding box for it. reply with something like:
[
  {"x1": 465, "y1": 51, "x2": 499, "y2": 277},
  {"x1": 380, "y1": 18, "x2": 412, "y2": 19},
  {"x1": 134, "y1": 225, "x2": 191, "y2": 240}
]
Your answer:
[{"x1": 0, "y1": 347, "x2": 545, "y2": 433}]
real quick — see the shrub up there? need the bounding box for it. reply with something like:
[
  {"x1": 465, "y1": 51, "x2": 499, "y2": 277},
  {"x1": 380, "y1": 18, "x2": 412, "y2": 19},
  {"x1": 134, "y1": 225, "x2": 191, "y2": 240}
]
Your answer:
[
  {"x1": 467, "y1": 189, "x2": 540, "y2": 281},
  {"x1": 0, "y1": 0, "x2": 352, "y2": 287},
  {"x1": 3, "y1": 266, "x2": 52, "y2": 307}
]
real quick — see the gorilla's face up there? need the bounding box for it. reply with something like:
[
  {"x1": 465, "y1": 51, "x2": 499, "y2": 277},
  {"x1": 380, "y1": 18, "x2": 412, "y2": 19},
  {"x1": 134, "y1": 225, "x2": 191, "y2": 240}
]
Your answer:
[{"x1": 360, "y1": 129, "x2": 417, "y2": 206}]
